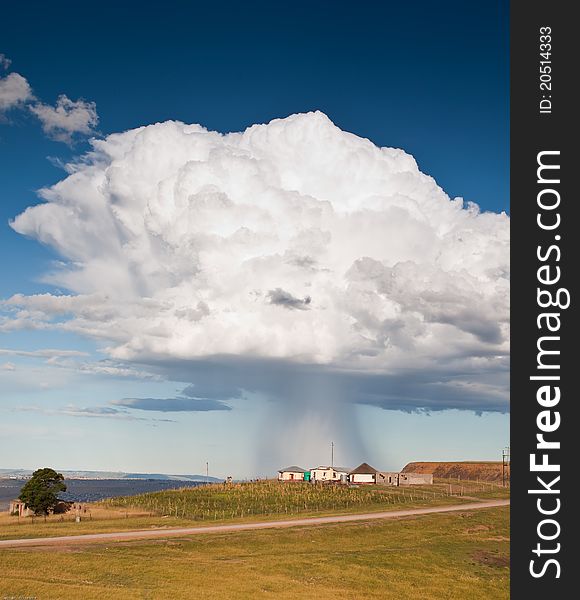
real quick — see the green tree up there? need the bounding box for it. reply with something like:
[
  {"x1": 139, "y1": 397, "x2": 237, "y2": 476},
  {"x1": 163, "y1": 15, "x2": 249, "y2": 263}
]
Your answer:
[{"x1": 19, "y1": 467, "x2": 67, "y2": 515}]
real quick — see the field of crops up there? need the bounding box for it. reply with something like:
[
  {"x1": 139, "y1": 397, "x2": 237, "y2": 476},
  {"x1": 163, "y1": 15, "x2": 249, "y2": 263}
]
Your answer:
[{"x1": 100, "y1": 479, "x2": 499, "y2": 521}]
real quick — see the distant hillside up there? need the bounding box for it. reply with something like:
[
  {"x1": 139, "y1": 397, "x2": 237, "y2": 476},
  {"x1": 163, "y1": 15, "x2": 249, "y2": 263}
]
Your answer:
[
  {"x1": 0, "y1": 468, "x2": 222, "y2": 482},
  {"x1": 401, "y1": 462, "x2": 506, "y2": 482},
  {"x1": 122, "y1": 473, "x2": 222, "y2": 482}
]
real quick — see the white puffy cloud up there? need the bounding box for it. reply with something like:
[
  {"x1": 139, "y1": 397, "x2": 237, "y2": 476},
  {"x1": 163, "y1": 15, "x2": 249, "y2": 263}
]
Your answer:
[
  {"x1": 7, "y1": 112, "x2": 509, "y2": 415},
  {"x1": 0, "y1": 72, "x2": 32, "y2": 112},
  {"x1": 29, "y1": 94, "x2": 98, "y2": 142},
  {"x1": 0, "y1": 57, "x2": 98, "y2": 142},
  {"x1": 0, "y1": 54, "x2": 12, "y2": 70}
]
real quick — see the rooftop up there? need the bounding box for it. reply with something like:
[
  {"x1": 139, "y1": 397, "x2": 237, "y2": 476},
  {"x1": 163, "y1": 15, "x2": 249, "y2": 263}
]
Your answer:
[
  {"x1": 313, "y1": 466, "x2": 351, "y2": 472},
  {"x1": 278, "y1": 466, "x2": 307, "y2": 473},
  {"x1": 349, "y1": 462, "x2": 379, "y2": 475}
]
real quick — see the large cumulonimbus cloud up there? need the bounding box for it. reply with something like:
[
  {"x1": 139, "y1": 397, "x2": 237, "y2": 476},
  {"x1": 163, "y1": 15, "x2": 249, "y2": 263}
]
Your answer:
[{"x1": 7, "y1": 112, "x2": 509, "y2": 442}]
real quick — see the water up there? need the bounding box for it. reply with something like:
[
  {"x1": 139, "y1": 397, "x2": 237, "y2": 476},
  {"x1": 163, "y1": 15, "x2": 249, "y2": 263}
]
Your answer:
[{"x1": 0, "y1": 479, "x2": 205, "y2": 509}]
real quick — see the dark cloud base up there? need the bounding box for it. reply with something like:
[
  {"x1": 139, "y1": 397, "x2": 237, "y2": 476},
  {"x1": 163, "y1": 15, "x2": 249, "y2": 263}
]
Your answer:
[
  {"x1": 129, "y1": 355, "x2": 509, "y2": 415},
  {"x1": 114, "y1": 396, "x2": 232, "y2": 412}
]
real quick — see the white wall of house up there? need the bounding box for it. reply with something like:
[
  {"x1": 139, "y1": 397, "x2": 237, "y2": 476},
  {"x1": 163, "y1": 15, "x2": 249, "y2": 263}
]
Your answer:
[
  {"x1": 311, "y1": 468, "x2": 332, "y2": 480},
  {"x1": 350, "y1": 473, "x2": 375, "y2": 483},
  {"x1": 311, "y1": 467, "x2": 348, "y2": 481},
  {"x1": 278, "y1": 471, "x2": 304, "y2": 481}
]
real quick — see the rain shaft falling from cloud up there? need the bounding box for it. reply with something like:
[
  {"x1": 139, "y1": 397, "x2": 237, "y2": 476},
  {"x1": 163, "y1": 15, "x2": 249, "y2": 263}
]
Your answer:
[{"x1": 255, "y1": 372, "x2": 367, "y2": 473}]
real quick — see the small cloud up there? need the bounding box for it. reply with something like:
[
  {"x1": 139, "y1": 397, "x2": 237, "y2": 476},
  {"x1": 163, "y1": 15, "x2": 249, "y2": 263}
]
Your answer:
[
  {"x1": 12, "y1": 404, "x2": 175, "y2": 422},
  {"x1": 29, "y1": 94, "x2": 98, "y2": 143},
  {"x1": 73, "y1": 360, "x2": 159, "y2": 380},
  {"x1": 267, "y1": 288, "x2": 312, "y2": 310},
  {"x1": 0, "y1": 56, "x2": 98, "y2": 143},
  {"x1": 1, "y1": 362, "x2": 16, "y2": 371},
  {"x1": 0, "y1": 72, "x2": 32, "y2": 113},
  {"x1": 0, "y1": 54, "x2": 12, "y2": 70},
  {"x1": 0, "y1": 347, "x2": 89, "y2": 359},
  {"x1": 113, "y1": 397, "x2": 232, "y2": 412},
  {"x1": 46, "y1": 155, "x2": 69, "y2": 170},
  {"x1": 68, "y1": 405, "x2": 175, "y2": 421},
  {"x1": 74, "y1": 406, "x2": 123, "y2": 416},
  {"x1": 0, "y1": 347, "x2": 158, "y2": 381}
]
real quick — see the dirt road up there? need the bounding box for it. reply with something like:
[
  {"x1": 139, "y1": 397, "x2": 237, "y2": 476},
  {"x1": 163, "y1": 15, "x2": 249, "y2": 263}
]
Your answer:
[{"x1": 0, "y1": 499, "x2": 509, "y2": 548}]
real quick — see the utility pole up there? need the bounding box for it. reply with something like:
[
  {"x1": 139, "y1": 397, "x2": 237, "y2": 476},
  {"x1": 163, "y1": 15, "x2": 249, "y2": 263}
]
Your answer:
[
  {"x1": 206, "y1": 461, "x2": 209, "y2": 485},
  {"x1": 502, "y1": 446, "x2": 510, "y2": 487},
  {"x1": 331, "y1": 441, "x2": 334, "y2": 469}
]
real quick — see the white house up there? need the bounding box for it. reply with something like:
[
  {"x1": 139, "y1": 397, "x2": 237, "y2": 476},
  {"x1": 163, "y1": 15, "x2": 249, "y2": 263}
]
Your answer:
[
  {"x1": 348, "y1": 462, "x2": 378, "y2": 484},
  {"x1": 310, "y1": 466, "x2": 351, "y2": 482},
  {"x1": 278, "y1": 466, "x2": 308, "y2": 482}
]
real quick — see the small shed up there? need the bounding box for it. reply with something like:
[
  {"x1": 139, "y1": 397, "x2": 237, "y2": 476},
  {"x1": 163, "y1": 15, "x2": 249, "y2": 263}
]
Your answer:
[
  {"x1": 398, "y1": 472, "x2": 433, "y2": 486},
  {"x1": 278, "y1": 466, "x2": 308, "y2": 482},
  {"x1": 348, "y1": 462, "x2": 378, "y2": 484},
  {"x1": 9, "y1": 499, "x2": 33, "y2": 517},
  {"x1": 376, "y1": 471, "x2": 399, "y2": 486}
]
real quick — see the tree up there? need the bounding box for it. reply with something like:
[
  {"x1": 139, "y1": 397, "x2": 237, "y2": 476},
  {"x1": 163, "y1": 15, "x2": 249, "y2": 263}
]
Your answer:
[{"x1": 19, "y1": 468, "x2": 67, "y2": 515}]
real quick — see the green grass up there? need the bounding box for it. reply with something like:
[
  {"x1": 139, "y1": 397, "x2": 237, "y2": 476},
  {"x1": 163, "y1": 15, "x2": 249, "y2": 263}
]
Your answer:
[{"x1": 0, "y1": 506, "x2": 509, "y2": 599}]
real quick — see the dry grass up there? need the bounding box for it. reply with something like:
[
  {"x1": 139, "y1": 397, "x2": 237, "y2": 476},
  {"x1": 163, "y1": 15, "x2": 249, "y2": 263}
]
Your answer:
[
  {"x1": 404, "y1": 461, "x2": 510, "y2": 483},
  {"x1": 101, "y1": 479, "x2": 508, "y2": 521},
  {"x1": 0, "y1": 506, "x2": 509, "y2": 599}
]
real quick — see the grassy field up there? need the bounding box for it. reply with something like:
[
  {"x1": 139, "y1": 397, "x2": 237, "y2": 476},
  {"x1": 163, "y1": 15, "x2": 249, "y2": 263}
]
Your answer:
[
  {"x1": 102, "y1": 480, "x2": 461, "y2": 519},
  {"x1": 0, "y1": 506, "x2": 509, "y2": 599},
  {"x1": 0, "y1": 479, "x2": 509, "y2": 541},
  {"x1": 102, "y1": 479, "x2": 508, "y2": 519}
]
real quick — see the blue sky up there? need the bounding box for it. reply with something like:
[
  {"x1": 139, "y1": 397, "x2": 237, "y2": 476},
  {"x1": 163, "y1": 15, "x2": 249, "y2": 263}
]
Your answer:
[{"x1": 0, "y1": 1, "x2": 509, "y2": 477}]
